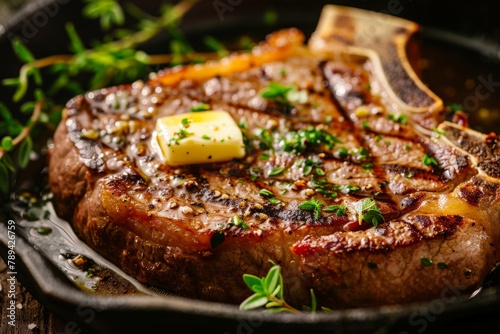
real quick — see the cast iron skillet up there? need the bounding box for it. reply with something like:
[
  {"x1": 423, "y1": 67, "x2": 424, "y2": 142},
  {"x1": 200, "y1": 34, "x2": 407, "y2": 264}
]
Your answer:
[{"x1": 0, "y1": 1, "x2": 499, "y2": 333}]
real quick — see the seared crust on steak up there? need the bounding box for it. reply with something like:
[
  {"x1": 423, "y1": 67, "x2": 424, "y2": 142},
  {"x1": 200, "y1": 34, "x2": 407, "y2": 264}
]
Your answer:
[{"x1": 48, "y1": 25, "x2": 500, "y2": 309}]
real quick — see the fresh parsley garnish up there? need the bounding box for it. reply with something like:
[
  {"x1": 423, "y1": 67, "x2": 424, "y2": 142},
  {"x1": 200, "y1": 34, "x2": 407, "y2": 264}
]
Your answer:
[
  {"x1": 279, "y1": 126, "x2": 341, "y2": 155},
  {"x1": 310, "y1": 176, "x2": 338, "y2": 199}
]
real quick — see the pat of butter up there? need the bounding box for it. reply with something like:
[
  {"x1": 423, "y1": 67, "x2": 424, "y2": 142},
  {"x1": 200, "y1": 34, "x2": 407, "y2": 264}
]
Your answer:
[{"x1": 153, "y1": 111, "x2": 246, "y2": 166}]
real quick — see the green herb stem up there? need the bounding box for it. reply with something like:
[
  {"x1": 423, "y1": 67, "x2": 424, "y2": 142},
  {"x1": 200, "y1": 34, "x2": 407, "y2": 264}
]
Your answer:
[
  {"x1": 104, "y1": 0, "x2": 199, "y2": 51},
  {"x1": 0, "y1": 100, "x2": 42, "y2": 160}
]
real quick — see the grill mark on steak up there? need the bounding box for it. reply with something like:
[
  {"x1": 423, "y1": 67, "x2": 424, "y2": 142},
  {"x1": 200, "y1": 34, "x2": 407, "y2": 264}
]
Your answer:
[{"x1": 292, "y1": 215, "x2": 464, "y2": 255}]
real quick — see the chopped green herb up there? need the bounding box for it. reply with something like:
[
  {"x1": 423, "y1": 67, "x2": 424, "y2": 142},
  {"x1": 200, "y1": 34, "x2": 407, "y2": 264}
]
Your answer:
[
  {"x1": 315, "y1": 168, "x2": 325, "y2": 176},
  {"x1": 354, "y1": 198, "x2": 384, "y2": 227},
  {"x1": 269, "y1": 197, "x2": 282, "y2": 204},
  {"x1": 303, "y1": 165, "x2": 312, "y2": 175},
  {"x1": 190, "y1": 103, "x2": 211, "y2": 112},
  {"x1": 250, "y1": 167, "x2": 260, "y2": 181},
  {"x1": 423, "y1": 154, "x2": 438, "y2": 167},
  {"x1": 261, "y1": 82, "x2": 293, "y2": 107},
  {"x1": 259, "y1": 153, "x2": 270, "y2": 160},
  {"x1": 388, "y1": 113, "x2": 407, "y2": 125},
  {"x1": 298, "y1": 197, "x2": 323, "y2": 220},
  {"x1": 295, "y1": 157, "x2": 323, "y2": 177},
  {"x1": 279, "y1": 126, "x2": 341, "y2": 155},
  {"x1": 343, "y1": 184, "x2": 360, "y2": 193},
  {"x1": 260, "y1": 82, "x2": 307, "y2": 108},
  {"x1": 324, "y1": 205, "x2": 346, "y2": 216},
  {"x1": 362, "y1": 120, "x2": 370, "y2": 130},
  {"x1": 231, "y1": 215, "x2": 249, "y2": 229},
  {"x1": 268, "y1": 166, "x2": 284, "y2": 176},
  {"x1": 404, "y1": 144, "x2": 412, "y2": 151},
  {"x1": 421, "y1": 257, "x2": 433, "y2": 266},
  {"x1": 259, "y1": 189, "x2": 274, "y2": 197},
  {"x1": 210, "y1": 231, "x2": 225, "y2": 248},
  {"x1": 432, "y1": 128, "x2": 445, "y2": 139},
  {"x1": 201, "y1": 134, "x2": 211, "y2": 140},
  {"x1": 351, "y1": 146, "x2": 370, "y2": 161},
  {"x1": 255, "y1": 128, "x2": 274, "y2": 151},
  {"x1": 437, "y1": 262, "x2": 448, "y2": 269},
  {"x1": 362, "y1": 163, "x2": 373, "y2": 171},
  {"x1": 404, "y1": 171, "x2": 414, "y2": 179},
  {"x1": 310, "y1": 176, "x2": 338, "y2": 199},
  {"x1": 338, "y1": 147, "x2": 348, "y2": 158},
  {"x1": 238, "y1": 119, "x2": 248, "y2": 130}
]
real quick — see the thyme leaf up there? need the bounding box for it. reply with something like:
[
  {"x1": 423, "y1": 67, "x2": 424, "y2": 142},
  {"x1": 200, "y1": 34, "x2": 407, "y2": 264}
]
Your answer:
[
  {"x1": 354, "y1": 198, "x2": 384, "y2": 227},
  {"x1": 240, "y1": 261, "x2": 327, "y2": 313},
  {"x1": 423, "y1": 154, "x2": 438, "y2": 167},
  {"x1": 324, "y1": 205, "x2": 347, "y2": 216},
  {"x1": 298, "y1": 197, "x2": 324, "y2": 220}
]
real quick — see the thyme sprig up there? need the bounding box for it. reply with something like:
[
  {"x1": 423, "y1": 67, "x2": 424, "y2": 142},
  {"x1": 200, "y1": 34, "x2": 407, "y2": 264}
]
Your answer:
[
  {"x1": 240, "y1": 261, "x2": 329, "y2": 313},
  {"x1": 0, "y1": 0, "x2": 202, "y2": 195}
]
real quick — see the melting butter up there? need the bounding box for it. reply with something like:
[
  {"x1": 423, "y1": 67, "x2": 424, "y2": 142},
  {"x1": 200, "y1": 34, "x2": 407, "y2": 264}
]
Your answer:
[{"x1": 153, "y1": 110, "x2": 245, "y2": 166}]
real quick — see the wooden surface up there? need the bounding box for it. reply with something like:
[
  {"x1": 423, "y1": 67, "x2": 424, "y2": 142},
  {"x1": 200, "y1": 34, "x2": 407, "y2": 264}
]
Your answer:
[{"x1": 0, "y1": 257, "x2": 67, "y2": 334}]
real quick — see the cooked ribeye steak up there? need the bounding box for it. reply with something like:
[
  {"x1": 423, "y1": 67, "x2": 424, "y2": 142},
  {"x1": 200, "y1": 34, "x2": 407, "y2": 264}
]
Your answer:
[{"x1": 48, "y1": 10, "x2": 500, "y2": 309}]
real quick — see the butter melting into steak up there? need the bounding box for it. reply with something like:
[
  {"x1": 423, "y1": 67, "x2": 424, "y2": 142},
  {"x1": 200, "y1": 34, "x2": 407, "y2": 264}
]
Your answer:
[{"x1": 48, "y1": 20, "x2": 500, "y2": 309}]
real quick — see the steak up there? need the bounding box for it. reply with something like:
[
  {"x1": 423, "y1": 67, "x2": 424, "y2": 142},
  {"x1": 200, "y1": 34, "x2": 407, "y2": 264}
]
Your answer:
[{"x1": 48, "y1": 13, "x2": 500, "y2": 309}]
